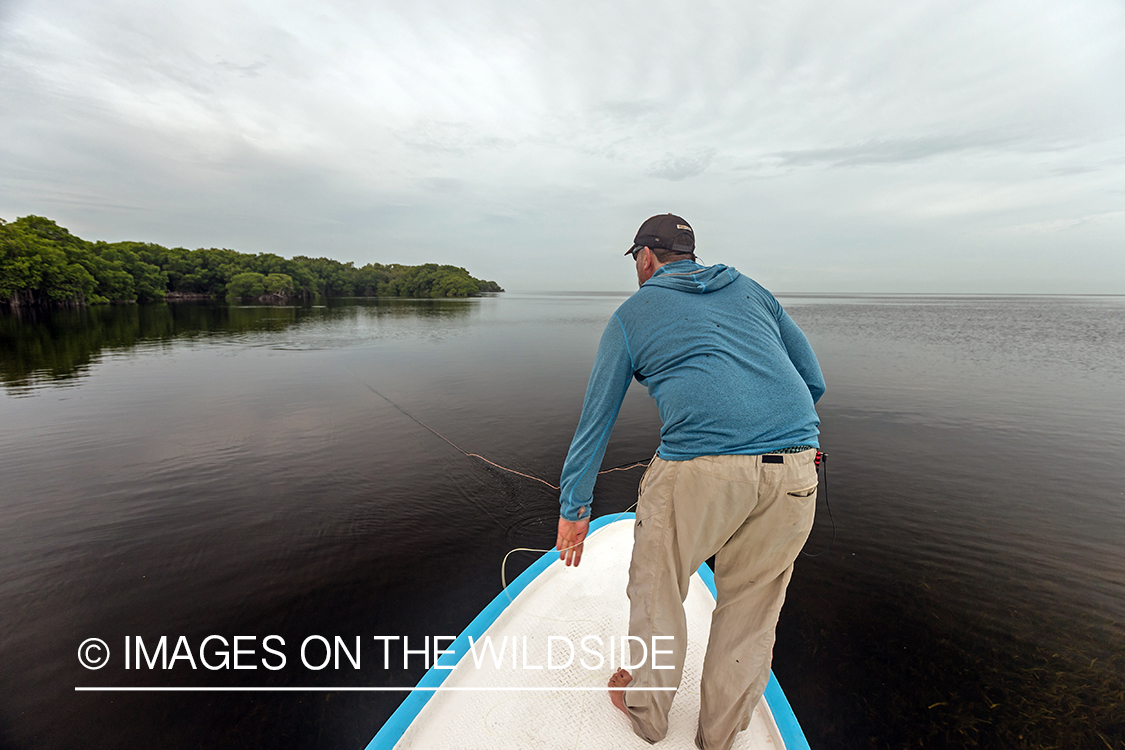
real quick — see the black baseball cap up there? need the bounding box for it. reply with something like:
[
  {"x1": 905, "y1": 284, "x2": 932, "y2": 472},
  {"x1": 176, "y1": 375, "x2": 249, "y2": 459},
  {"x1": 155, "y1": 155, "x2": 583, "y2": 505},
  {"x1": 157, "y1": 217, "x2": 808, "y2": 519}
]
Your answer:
[{"x1": 626, "y1": 213, "x2": 695, "y2": 256}]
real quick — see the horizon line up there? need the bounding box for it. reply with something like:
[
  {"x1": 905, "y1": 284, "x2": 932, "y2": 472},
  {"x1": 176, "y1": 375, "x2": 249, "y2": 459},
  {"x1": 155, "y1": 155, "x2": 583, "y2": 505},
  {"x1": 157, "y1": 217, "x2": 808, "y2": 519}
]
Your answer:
[{"x1": 511, "y1": 290, "x2": 1125, "y2": 297}]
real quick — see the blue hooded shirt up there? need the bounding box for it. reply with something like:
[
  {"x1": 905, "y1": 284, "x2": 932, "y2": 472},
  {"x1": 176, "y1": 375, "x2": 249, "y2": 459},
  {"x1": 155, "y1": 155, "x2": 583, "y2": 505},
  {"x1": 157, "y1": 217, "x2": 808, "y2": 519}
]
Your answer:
[{"x1": 558, "y1": 260, "x2": 825, "y2": 521}]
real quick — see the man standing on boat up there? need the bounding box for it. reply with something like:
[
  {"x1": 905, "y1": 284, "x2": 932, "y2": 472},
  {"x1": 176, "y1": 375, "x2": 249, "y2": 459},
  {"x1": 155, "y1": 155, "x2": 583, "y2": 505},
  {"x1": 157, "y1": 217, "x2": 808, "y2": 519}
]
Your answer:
[{"x1": 556, "y1": 213, "x2": 825, "y2": 750}]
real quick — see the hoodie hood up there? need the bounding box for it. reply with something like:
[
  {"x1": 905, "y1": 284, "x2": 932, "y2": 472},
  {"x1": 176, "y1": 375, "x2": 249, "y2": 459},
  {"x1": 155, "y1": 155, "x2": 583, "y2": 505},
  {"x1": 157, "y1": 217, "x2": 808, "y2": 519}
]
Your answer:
[{"x1": 643, "y1": 260, "x2": 741, "y2": 294}]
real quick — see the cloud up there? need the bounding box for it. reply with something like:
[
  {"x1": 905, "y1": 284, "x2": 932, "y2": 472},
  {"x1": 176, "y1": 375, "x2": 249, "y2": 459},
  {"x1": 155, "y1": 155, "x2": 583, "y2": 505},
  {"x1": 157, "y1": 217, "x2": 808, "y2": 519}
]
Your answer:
[
  {"x1": 650, "y1": 150, "x2": 716, "y2": 181},
  {"x1": 765, "y1": 132, "x2": 1024, "y2": 168},
  {"x1": 215, "y1": 56, "x2": 270, "y2": 78},
  {"x1": 1, "y1": 0, "x2": 1123, "y2": 292}
]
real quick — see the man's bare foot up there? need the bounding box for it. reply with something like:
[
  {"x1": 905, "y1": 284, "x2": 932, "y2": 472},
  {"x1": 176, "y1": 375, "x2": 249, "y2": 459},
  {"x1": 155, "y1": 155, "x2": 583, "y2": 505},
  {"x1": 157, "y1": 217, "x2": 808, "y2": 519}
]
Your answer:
[{"x1": 608, "y1": 668, "x2": 632, "y2": 715}]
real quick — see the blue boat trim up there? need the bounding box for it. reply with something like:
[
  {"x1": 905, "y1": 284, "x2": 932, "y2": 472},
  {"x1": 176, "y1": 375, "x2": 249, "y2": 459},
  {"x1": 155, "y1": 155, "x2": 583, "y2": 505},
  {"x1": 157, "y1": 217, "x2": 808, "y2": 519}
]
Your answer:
[
  {"x1": 763, "y1": 674, "x2": 812, "y2": 750},
  {"x1": 364, "y1": 512, "x2": 809, "y2": 749},
  {"x1": 693, "y1": 562, "x2": 811, "y2": 750},
  {"x1": 364, "y1": 512, "x2": 592, "y2": 750}
]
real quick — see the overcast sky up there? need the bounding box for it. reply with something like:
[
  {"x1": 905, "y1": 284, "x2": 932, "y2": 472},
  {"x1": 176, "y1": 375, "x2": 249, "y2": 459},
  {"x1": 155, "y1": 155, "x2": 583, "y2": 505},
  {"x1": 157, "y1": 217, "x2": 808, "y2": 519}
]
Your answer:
[{"x1": 2, "y1": 0, "x2": 1123, "y2": 292}]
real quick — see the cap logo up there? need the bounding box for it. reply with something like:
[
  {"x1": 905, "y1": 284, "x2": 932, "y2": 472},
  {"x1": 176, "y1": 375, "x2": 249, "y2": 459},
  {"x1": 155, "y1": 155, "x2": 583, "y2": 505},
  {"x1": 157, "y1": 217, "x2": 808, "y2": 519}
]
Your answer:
[{"x1": 677, "y1": 224, "x2": 691, "y2": 231}]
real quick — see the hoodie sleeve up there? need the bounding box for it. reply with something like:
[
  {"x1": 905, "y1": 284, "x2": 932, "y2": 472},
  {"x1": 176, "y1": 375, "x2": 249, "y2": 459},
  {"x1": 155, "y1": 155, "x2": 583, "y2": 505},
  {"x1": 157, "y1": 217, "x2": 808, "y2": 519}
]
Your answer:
[
  {"x1": 777, "y1": 306, "x2": 826, "y2": 404},
  {"x1": 558, "y1": 314, "x2": 634, "y2": 521}
]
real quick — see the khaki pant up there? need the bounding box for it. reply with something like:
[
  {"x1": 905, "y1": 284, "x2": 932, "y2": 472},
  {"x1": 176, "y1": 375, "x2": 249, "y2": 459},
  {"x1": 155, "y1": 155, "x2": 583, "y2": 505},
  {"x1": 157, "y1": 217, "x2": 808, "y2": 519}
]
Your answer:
[{"x1": 623, "y1": 452, "x2": 818, "y2": 750}]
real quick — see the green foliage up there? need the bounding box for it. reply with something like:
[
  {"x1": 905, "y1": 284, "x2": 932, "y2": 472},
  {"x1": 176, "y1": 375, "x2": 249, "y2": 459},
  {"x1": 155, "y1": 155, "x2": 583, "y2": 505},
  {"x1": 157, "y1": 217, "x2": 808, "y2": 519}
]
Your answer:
[
  {"x1": 0, "y1": 215, "x2": 503, "y2": 306},
  {"x1": 92, "y1": 242, "x2": 168, "y2": 301},
  {"x1": 1, "y1": 216, "x2": 98, "y2": 305},
  {"x1": 263, "y1": 273, "x2": 294, "y2": 295},
  {"x1": 226, "y1": 272, "x2": 266, "y2": 301}
]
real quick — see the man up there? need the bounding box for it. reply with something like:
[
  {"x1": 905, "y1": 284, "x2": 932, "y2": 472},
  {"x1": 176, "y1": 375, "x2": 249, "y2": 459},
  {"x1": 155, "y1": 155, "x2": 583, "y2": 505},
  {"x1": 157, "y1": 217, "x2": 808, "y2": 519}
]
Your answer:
[{"x1": 555, "y1": 214, "x2": 825, "y2": 750}]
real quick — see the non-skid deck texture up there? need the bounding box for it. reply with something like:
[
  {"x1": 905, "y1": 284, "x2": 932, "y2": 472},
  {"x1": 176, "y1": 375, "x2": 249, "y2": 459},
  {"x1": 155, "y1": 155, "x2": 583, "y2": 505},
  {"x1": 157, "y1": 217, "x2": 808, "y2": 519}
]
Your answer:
[{"x1": 396, "y1": 518, "x2": 783, "y2": 749}]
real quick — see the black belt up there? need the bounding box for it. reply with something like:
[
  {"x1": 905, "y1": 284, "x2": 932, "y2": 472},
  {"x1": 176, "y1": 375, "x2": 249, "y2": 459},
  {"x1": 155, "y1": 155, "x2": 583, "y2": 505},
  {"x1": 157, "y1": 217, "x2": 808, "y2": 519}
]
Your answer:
[{"x1": 762, "y1": 445, "x2": 815, "y2": 463}]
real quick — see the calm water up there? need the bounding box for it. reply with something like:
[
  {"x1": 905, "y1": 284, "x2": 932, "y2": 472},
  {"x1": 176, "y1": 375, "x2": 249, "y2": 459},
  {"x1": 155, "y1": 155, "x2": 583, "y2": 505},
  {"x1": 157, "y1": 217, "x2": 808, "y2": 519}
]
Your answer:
[{"x1": 1, "y1": 294, "x2": 1123, "y2": 749}]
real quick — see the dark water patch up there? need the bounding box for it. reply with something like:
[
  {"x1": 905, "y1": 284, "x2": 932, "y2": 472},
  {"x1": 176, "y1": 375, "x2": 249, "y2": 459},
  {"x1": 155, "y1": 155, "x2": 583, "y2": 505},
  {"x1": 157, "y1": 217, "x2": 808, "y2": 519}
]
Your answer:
[
  {"x1": 779, "y1": 568, "x2": 1125, "y2": 749},
  {"x1": 0, "y1": 298, "x2": 484, "y2": 393},
  {"x1": 1, "y1": 293, "x2": 1123, "y2": 748}
]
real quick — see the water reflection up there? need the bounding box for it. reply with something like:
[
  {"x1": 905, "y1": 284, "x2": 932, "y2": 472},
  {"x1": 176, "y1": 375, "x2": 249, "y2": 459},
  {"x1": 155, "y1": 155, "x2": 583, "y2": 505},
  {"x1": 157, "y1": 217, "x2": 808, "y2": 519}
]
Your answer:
[
  {"x1": 0, "y1": 298, "x2": 481, "y2": 392},
  {"x1": 0, "y1": 293, "x2": 1122, "y2": 749}
]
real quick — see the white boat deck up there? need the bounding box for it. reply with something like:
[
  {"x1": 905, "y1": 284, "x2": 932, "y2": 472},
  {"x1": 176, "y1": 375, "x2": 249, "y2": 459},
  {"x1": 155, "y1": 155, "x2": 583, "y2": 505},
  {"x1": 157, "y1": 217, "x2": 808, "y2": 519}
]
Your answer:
[{"x1": 392, "y1": 517, "x2": 786, "y2": 749}]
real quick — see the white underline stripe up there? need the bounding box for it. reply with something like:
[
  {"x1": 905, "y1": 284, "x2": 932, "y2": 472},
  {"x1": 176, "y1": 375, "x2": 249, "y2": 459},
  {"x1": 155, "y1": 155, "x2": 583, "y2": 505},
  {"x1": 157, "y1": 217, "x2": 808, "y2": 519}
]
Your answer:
[{"x1": 74, "y1": 686, "x2": 677, "y2": 692}]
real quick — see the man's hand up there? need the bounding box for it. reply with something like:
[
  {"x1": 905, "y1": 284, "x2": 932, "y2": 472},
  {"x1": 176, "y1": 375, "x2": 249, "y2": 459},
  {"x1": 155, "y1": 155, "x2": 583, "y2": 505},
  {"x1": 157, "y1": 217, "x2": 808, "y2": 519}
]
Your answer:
[{"x1": 556, "y1": 516, "x2": 590, "y2": 567}]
